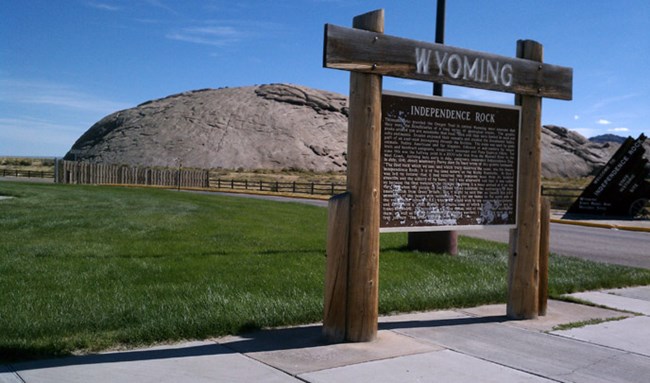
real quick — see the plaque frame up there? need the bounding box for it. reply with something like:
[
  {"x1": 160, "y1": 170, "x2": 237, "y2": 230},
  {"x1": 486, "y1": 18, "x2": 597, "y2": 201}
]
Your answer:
[{"x1": 380, "y1": 90, "x2": 522, "y2": 233}]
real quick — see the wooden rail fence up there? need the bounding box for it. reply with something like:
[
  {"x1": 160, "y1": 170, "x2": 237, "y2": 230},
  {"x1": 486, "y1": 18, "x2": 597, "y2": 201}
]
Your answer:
[
  {"x1": 540, "y1": 186, "x2": 582, "y2": 209},
  {"x1": 4, "y1": 161, "x2": 587, "y2": 202},
  {"x1": 55, "y1": 161, "x2": 347, "y2": 196},
  {"x1": 541, "y1": 186, "x2": 582, "y2": 197},
  {"x1": 210, "y1": 178, "x2": 346, "y2": 196},
  {"x1": 1, "y1": 169, "x2": 55, "y2": 178}
]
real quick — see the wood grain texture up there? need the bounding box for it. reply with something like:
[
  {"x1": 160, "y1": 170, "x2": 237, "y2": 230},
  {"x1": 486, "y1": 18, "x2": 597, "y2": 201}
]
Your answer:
[
  {"x1": 324, "y1": 24, "x2": 572, "y2": 100},
  {"x1": 507, "y1": 40, "x2": 543, "y2": 320},
  {"x1": 323, "y1": 192, "x2": 351, "y2": 342},
  {"x1": 344, "y1": 9, "x2": 383, "y2": 342}
]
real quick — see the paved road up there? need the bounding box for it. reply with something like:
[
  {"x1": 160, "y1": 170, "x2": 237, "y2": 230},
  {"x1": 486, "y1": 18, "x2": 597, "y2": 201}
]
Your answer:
[{"x1": 462, "y1": 223, "x2": 650, "y2": 269}]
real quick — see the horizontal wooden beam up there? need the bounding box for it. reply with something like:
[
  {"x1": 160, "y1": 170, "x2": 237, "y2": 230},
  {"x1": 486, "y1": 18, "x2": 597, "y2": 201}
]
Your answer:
[{"x1": 324, "y1": 24, "x2": 572, "y2": 100}]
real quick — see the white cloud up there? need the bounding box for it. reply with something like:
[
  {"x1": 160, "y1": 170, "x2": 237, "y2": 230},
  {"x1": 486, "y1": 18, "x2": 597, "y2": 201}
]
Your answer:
[
  {"x1": 596, "y1": 119, "x2": 612, "y2": 125},
  {"x1": 383, "y1": 78, "x2": 432, "y2": 95},
  {"x1": 394, "y1": 80, "x2": 425, "y2": 87},
  {"x1": 0, "y1": 78, "x2": 130, "y2": 155},
  {"x1": 87, "y1": 2, "x2": 121, "y2": 11},
  {"x1": 167, "y1": 26, "x2": 243, "y2": 47},
  {"x1": 449, "y1": 88, "x2": 514, "y2": 105},
  {"x1": 589, "y1": 93, "x2": 639, "y2": 112},
  {"x1": 608, "y1": 127, "x2": 629, "y2": 132},
  {"x1": 0, "y1": 79, "x2": 130, "y2": 114},
  {"x1": 0, "y1": 117, "x2": 81, "y2": 135},
  {"x1": 572, "y1": 127, "x2": 599, "y2": 139},
  {"x1": 380, "y1": 83, "x2": 515, "y2": 105},
  {"x1": 573, "y1": 115, "x2": 580, "y2": 120},
  {"x1": 0, "y1": 117, "x2": 82, "y2": 156},
  {"x1": 144, "y1": 0, "x2": 177, "y2": 14},
  {"x1": 166, "y1": 20, "x2": 285, "y2": 48}
]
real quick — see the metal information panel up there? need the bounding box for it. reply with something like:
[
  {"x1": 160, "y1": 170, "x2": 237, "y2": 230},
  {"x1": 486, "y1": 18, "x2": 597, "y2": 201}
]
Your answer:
[
  {"x1": 566, "y1": 134, "x2": 649, "y2": 217},
  {"x1": 380, "y1": 91, "x2": 521, "y2": 232}
]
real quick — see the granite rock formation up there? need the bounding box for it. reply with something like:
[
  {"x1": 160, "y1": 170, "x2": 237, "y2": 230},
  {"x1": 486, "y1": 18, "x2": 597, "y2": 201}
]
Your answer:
[
  {"x1": 66, "y1": 84, "x2": 349, "y2": 172},
  {"x1": 66, "y1": 84, "x2": 643, "y2": 178},
  {"x1": 541, "y1": 125, "x2": 618, "y2": 178}
]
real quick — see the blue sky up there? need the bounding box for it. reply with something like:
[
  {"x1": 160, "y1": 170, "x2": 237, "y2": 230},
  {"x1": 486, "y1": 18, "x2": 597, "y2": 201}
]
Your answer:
[{"x1": 1, "y1": 0, "x2": 648, "y2": 156}]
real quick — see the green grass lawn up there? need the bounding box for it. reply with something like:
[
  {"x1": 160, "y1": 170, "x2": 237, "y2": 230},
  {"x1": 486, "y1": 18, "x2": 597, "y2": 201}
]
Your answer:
[{"x1": 1, "y1": 182, "x2": 649, "y2": 362}]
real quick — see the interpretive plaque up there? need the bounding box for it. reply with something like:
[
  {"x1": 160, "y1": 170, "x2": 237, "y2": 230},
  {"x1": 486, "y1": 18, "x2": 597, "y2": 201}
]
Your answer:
[
  {"x1": 380, "y1": 91, "x2": 520, "y2": 232},
  {"x1": 565, "y1": 134, "x2": 649, "y2": 217}
]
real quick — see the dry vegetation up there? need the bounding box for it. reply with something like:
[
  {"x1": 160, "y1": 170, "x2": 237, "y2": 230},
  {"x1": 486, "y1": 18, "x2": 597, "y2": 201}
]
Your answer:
[
  {"x1": 209, "y1": 168, "x2": 346, "y2": 184},
  {"x1": 0, "y1": 157, "x2": 56, "y2": 172},
  {"x1": 541, "y1": 177, "x2": 592, "y2": 189},
  {"x1": 3, "y1": 157, "x2": 600, "y2": 191}
]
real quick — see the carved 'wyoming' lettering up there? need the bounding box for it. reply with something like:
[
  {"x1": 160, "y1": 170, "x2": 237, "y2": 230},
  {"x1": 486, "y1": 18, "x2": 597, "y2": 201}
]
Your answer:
[
  {"x1": 464, "y1": 57, "x2": 479, "y2": 81},
  {"x1": 415, "y1": 46, "x2": 514, "y2": 88},
  {"x1": 434, "y1": 51, "x2": 448, "y2": 76},
  {"x1": 415, "y1": 47, "x2": 432, "y2": 75}
]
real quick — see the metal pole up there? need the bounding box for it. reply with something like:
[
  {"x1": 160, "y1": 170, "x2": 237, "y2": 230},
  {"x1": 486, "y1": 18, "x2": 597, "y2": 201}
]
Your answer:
[
  {"x1": 408, "y1": 0, "x2": 458, "y2": 255},
  {"x1": 433, "y1": 0, "x2": 446, "y2": 97}
]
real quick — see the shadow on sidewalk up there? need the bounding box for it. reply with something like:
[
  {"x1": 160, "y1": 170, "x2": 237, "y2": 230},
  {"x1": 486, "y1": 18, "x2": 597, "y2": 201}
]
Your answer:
[
  {"x1": 9, "y1": 342, "x2": 233, "y2": 372},
  {"x1": 10, "y1": 314, "x2": 508, "y2": 372}
]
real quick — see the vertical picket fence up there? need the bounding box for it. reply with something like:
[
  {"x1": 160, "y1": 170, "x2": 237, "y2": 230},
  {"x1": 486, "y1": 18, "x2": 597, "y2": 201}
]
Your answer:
[{"x1": 57, "y1": 161, "x2": 209, "y2": 188}]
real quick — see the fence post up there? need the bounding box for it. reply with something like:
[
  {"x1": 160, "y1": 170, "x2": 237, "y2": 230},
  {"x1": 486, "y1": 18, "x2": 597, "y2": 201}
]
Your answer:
[
  {"x1": 311, "y1": 182, "x2": 314, "y2": 195},
  {"x1": 293, "y1": 181, "x2": 296, "y2": 193}
]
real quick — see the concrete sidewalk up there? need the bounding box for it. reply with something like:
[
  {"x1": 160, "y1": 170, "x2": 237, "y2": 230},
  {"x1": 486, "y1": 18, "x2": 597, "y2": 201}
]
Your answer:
[{"x1": 2, "y1": 286, "x2": 649, "y2": 383}]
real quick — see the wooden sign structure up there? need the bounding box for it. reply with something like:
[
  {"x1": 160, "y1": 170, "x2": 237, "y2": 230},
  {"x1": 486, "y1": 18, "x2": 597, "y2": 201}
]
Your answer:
[{"x1": 323, "y1": 9, "x2": 572, "y2": 342}]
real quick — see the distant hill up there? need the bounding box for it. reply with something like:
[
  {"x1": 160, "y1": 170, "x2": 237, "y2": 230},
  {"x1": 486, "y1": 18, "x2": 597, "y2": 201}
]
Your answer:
[
  {"x1": 589, "y1": 134, "x2": 627, "y2": 144},
  {"x1": 64, "y1": 84, "x2": 644, "y2": 178}
]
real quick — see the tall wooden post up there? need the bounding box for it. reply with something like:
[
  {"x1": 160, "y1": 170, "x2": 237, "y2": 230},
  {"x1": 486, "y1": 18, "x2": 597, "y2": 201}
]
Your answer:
[
  {"x1": 507, "y1": 40, "x2": 543, "y2": 319},
  {"x1": 344, "y1": 9, "x2": 383, "y2": 342}
]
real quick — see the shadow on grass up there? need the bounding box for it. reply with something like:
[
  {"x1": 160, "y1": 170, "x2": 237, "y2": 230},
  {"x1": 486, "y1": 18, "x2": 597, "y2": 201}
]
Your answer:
[{"x1": 8, "y1": 314, "x2": 508, "y2": 371}]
